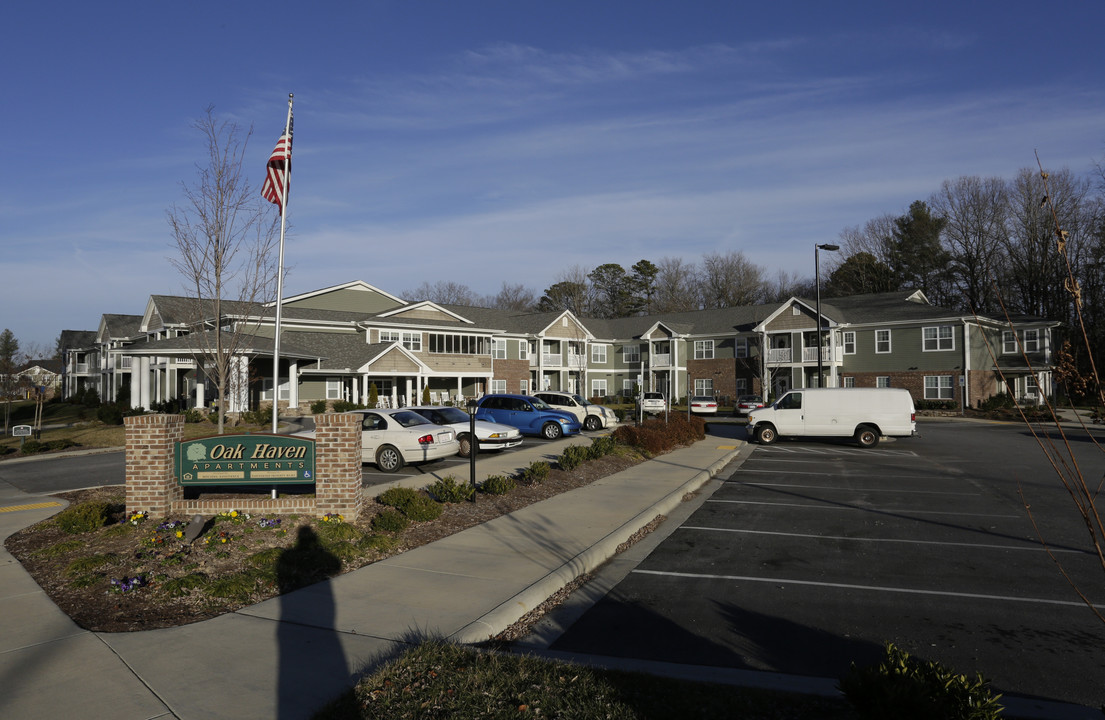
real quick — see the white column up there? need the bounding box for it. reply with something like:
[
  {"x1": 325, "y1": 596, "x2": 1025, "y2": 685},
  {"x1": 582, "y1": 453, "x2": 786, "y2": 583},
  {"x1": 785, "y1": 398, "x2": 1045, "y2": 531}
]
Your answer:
[
  {"x1": 287, "y1": 360, "x2": 298, "y2": 411},
  {"x1": 138, "y1": 356, "x2": 151, "y2": 410},
  {"x1": 195, "y1": 365, "x2": 206, "y2": 409}
]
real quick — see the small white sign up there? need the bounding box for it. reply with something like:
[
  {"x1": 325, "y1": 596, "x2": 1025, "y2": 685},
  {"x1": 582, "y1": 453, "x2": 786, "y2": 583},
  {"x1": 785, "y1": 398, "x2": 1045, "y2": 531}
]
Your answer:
[{"x1": 12, "y1": 425, "x2": 33, "y2": 437}]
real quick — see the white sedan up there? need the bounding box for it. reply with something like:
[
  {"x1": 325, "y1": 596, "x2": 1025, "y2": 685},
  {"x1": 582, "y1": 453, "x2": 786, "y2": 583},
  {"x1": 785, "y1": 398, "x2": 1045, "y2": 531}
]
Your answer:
[
  {"x1": 406, "y1": 405, "x2": 523, "y2": 458},
  {"x1": 297, "y1": 408, "x2": 459, "y2": 472},
  {"x1": 690, "y1": 395, "x2": 719, "y2": 414}
]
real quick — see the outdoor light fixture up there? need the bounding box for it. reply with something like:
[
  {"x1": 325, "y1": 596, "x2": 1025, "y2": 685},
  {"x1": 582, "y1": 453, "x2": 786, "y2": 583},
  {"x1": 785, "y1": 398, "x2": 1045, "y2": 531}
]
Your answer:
[{"x1": 815, "y1": 243, "x2": 840, "y2": 386}]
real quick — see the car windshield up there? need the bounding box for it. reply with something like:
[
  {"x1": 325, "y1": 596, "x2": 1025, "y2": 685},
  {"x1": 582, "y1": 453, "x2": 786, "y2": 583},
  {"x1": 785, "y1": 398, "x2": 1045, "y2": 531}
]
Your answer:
[
  {"x1": 390, "y1": 410, "x2": 433, "y2": 428},
  {"x1": 529, "y1": 397, "x2": 553, "y2": 410},
  {"x1": 431, "y1": 407, "x2": 470, "y2": 424},
  {"x1": 571, "y1": 394, "x2": 593, "y2": 406}
]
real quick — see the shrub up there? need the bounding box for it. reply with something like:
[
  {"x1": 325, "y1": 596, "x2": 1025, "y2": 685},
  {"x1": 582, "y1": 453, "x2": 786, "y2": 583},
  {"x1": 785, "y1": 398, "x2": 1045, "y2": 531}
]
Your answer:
[
  {"x1": 377, "y1": 486, "x2": 420, "y2": 509},
  {"x1": 183, "y1": 408, "x2": 206, "y2": 423},
  {"x1": 332, "y1": 400, "x2": 358, "y2": 413},
  {"x1": 613, "y1": 413, "x2": 705, "y2": 456},
  {"x1": 82, "y1": 387, "x2": 101, "y2": 408},
  {"x1": 239, "y1": 405, "x2": 273, "y2": 426},
  {"x1": 310, "y1": 399, "x2": 329, "y2": 415},
  {"x1": 839, "y1": 643, "x2": 1003, "y2": 720},
  {"x1": 97, "y1": 402, "x2": 126, "y2": 425},
  {"x1": 44, "y1": 439, "x2": 78, "y2": 452},
  {"x1": 558, "y1": 444, "x2": 590, "y2": 471},
  {"x1": 371, "y1": 509, "x2": 409, "y2": 533},
  {"x1": 402, "y1": 494, "x2": 443, "y2": 522},
  {"x1": 480, "y1": 474, "x2": 516, "y2": 495},
  {"x1": 977, "y1": 392, "x2": 1015, "y2": 411},
  {"x1": 589, "y1": 435, "x2": 617, "y2": 459},
  {"x1": 427, "y1": 476, "x2": 475, "y2": 504},
  {"x1": 519, "y1": 460, "x2": 550, "y2": 485},
  {"x1": 19, "y1": 439, "x2": 44, "y2": 455},
  {"x1": 55, "y1": 501, "x2": 113, "y2": 534}
]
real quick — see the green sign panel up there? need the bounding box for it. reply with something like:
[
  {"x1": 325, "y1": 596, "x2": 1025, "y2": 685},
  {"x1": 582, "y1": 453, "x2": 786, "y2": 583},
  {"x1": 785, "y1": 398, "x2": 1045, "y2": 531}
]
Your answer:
[{"x1": 177, "y1": 434, "x2": 315, "y2": 486}]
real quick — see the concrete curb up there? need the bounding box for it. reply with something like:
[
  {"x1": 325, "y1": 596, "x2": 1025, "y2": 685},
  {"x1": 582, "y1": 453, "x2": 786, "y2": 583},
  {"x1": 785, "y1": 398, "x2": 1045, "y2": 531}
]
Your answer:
[{"x1": 449, "y1": 450, "x2": 738, "y2": 644}]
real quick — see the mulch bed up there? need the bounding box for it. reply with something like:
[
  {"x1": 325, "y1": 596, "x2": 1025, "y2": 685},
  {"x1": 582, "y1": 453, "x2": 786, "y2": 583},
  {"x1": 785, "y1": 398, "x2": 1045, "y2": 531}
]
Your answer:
[{"x1": 5, "y1": 452, "x2": 647, "y2": 633}]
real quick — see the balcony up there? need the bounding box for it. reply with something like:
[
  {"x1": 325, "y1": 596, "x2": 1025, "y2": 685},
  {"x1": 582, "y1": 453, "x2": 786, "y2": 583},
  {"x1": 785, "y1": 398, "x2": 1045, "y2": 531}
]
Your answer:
[
  {"x1": 766, "y1": 348, "x2": 792, "y2": 364},
  {"x1": 651, "y1": 353, "x2": 671, "y2": 368},
  {"x1": 541, "y1": 354, "x2": 562, "y2": 368}
]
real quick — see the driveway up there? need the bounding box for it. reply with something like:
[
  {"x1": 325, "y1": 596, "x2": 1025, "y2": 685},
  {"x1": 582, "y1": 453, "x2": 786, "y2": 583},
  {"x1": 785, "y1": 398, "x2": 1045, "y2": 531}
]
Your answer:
[{"x1": 535, "y1": 419, "x2": 1105, "y2": 712}]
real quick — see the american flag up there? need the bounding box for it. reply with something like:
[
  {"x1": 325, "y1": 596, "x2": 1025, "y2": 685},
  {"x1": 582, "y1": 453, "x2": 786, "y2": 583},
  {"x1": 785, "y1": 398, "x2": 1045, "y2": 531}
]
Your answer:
[{"x1": 261, "y1": 116, "x2": 293, "y2": 212}]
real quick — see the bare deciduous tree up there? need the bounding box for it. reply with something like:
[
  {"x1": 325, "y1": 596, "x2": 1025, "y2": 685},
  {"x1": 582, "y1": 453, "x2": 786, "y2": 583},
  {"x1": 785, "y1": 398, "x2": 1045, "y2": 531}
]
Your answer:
[
  {"x1": 405, "y1": 280, "x2": 479, "y2": 306},
  {"x1": 699, "y1": 250, "x2": 765, "y2": 308},
  {"x1": 167, "y1": 106, "x2": 279, "y2": 434},
  {"x1": 652, "y1": 256, "x2": 700, "y2": 312},
  {"x1": 929, "y1": 175, "x2": 1009, "y2": 314}
]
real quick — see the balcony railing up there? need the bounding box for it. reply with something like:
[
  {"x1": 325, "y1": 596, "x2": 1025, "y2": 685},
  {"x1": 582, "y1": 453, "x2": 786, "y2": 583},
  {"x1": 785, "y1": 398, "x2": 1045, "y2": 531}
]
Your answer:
[
  {"x1": 766, "y1": 348, "x2": 792, "y2": 364},
  {"x1": 541, "y1": 354, "x2": 562, "y2": 368},
  {"x1": 802, "y1": 347, "x2": 832, "y2": 363},
  {"x1": 652, "y1": 353, "x2": 671, "y2": 368}
]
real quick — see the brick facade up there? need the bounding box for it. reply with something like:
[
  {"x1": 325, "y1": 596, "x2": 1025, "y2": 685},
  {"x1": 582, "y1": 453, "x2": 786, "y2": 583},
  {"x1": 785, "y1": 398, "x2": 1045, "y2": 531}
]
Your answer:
[
  {"x1": 125, "y1": 412, "x2": 365, "y2": 520},
  {"x1": 687, "y1": 358, "x2": 738, "y2": 400}
]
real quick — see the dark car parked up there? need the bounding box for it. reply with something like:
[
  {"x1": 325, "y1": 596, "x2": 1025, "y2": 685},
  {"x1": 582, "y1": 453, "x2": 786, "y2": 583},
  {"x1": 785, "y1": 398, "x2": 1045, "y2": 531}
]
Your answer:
[{"x1": 473, "y1": 394, "x2": 582, "y2": 439}]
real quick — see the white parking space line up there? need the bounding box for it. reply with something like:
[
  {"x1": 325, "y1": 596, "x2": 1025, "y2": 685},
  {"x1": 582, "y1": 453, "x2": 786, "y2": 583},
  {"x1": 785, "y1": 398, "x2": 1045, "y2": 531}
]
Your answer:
[
  {"x1": 679, "y1": 526, "x2": 1090, "y2": 555},
  {"x1": 707, "y1": 499, "x2": 1021, "y2": 518},
  {"x1": 730, "y1": 481, "x2": 979, "y2": 495},
  {"x1": 731, "y1": 470, "x2": 949, "y2": 481},
  {"x1": 755, "y1": 447, "x2": 918, "y2": 457},
  {"x1": 631, "y1": 569, "x2": 1092, "y2": 608}
]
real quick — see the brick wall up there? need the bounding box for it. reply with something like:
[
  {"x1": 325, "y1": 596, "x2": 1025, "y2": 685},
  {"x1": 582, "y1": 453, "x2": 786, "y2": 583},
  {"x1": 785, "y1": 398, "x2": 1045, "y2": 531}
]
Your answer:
[
  {"x1": 493, "y1": 358, "x2": 530, "y2": 393},
  {"x1": 314, "y1": 412, "x2": 364, "y2": 519},
  {"x1": 687, "y1": 358, "x2": 737, "y2": 399},
  {"x1": 125, "y1": 414, "x2": 184, "y2": 516}
]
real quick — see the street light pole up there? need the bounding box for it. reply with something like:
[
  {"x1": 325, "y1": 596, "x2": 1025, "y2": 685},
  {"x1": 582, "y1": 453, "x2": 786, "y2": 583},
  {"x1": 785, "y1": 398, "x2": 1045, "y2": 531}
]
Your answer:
[{"x1": 815, "y1": 243, "x2": 840, "y2": 387}]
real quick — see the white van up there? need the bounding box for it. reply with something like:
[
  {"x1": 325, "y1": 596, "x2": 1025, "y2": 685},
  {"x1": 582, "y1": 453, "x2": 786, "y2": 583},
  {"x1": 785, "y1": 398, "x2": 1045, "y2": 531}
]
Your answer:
[{"x1": 747, "y1": 388, "x2": 916, "y2": 448}]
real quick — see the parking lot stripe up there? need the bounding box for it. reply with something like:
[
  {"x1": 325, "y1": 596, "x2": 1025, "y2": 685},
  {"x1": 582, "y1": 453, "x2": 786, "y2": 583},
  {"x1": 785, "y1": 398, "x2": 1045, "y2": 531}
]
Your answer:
[
  {"x1": 729, "y1": 481, "x2": 978, "y2": 495},
  {"x1": 678, "y1": 526, "x2": 1090, "y2": 554},
  {"x1": 731, "y1": 470, "x2": 950, "y2": 481},
  {"x1": 631, "y1": 569, "x2": 1092, "y2": 608},
  {"x1": 707, "y1": 498, "x2": 1021, "y2": 518}
]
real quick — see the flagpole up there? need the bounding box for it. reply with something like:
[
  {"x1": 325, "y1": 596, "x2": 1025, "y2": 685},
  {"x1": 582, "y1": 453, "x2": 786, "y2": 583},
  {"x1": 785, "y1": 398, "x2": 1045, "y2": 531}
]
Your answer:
[{"x1": 272, "y1": 93, "x2": 293, "y2": 434}]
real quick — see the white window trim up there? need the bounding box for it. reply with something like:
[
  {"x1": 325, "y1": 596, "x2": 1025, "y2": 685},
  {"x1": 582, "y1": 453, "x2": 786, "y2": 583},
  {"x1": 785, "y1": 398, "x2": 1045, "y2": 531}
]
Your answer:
[
  {"x1": 1024, "y1": 329, "x2": 1040, "y2": 353},
  {"x1": 591, "y1": 379, "x2": 607, "y2": 397},
  {"x1": 875, "y1": 329, "x2": 892, "y2": 354},
  {"x1": 623, "y1": 345, "x2": 640, "y2": 364},
  {"x1": 842, "y1": 331, "x2": 856, "y2": 355},
  {"x1": 922, "y1": 325, "x2": 955, "y2": 352},
  {"x1": 924, "y1": 375, "x2": 954, "y2": 400},
  {"x1": 491, "y1": 379, "x2": 507, "y2": 394},
  {"x1": 591, "y1": 344, "x2": 608, "y2": 363},
  {"x1": 735, "y1": 337, "x2": 748, "y2": 358},
  {"x1": 876, "y1": 376, "x2": 890, "y2": 388},
  {"x1": 325, "y1": 378, "x2": 343, "y2": 400},
  {"x1": 492, "y1": 338, "x2": 507, "y2": 360},
  {"x1": 1002, "y1": 331, "x2": 1017, "y2": 354},
  {"x1": 694, "y1": 339, "x2": 715, "y2": 360}
]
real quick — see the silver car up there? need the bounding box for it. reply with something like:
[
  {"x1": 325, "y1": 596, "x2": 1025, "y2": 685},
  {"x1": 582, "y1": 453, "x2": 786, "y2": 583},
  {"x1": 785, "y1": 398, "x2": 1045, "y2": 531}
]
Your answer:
[
  {"x1": 406, "y1": 405, "x2": 523, "y2": 458},
  {"x1": 534, "y1": 391, "x2": 618, "y2": 431}
]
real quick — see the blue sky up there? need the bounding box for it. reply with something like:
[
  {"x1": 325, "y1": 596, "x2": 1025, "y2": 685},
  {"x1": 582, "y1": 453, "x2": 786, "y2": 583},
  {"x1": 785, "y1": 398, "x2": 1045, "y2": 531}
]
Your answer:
[{"x1": 4, "y1": 1, "x2": 1104, "y2": 353}]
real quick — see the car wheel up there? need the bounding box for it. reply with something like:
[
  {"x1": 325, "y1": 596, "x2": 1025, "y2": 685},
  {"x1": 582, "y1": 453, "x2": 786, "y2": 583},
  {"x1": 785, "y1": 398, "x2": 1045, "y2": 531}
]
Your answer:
[
  {"x1": 855, "y1": 426, "x2": 880, "y2": 448},
  {"x1": 542, "y1": 422, "x2": 563, "y2": 440},
  {"x1": 755, "y1": 424, "x2": 777, "y2": 445},
  {"x1": 584, "y1": 415, "x2": 602, "y2": 431},
  {"x1": 458, "y1": 434, "x2": 472, "y2": 458},
  {"x1": 375, "y1": 445, "x2": 405, "y2": 472}
]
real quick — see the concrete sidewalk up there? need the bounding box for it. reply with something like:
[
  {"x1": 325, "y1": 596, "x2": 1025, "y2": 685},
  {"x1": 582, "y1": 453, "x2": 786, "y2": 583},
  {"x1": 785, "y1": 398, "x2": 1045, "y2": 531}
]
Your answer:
[{"x1": 0, "y1": 433, "x2": 740, "y2": 720}]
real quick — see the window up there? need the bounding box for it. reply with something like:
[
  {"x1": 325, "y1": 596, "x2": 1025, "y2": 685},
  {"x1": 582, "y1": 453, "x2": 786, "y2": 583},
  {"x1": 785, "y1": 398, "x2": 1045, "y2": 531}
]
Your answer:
[
  {"x1": 429, "y1": 333, "x2": 489, "y2": 355},
  {"x1": 1024, "y1": 329, "x2": 1040, "y2": 352},
  {"x1": 326, "y1": 378, "x2": 342, "y2": 400},
  {"x1": 1003, "y1": 331, "x2": 1017, "y2": 354},
  {"x1": 735, "y1": 378, "x2": 747, "y2": 393},
  {"x1": 591, "y1": 344, "x2": 607, "y2": 363},
  {"x1": 843, "y1": 376, "x2": 855, "y2": 388},
  {"x1": 777, "y1": 392, "x2": 802, "y2": 410},
  {"x1": 842, "y1": 331, "x2": 856, "y2": 355},
  {"x1": 792, "y1": 306, "x2": 800, "y2": 316},
  {"x1": 1024, "y1": 374, "x2": 1039, "y2": 396},
  {"x1": 623, "y1": 344, "x2": 640, "y2": 363},
  {"x1": 876, "y1": 376, "x2": 890, "y2": 388},
  {"x1": 735, "y1": 337, "x2": 748, "y2": 358},
  {"x1": 491, "y1": 379, "x2": 506, "y2": 394},
  {"x1": 261, "y1": 379, "x2": 290, "y2": 401},
  {"x1": 694, "y1": 340, "x2": 714, "y2": 360},
  {"x1": 492, "y1": 339, "x2": 507, "y2": 359},
  {"x1": 694, "y1": 379, "x2": 713, "y2": 395},
  {"x1": 520, "y1": 342, "x2": 529, "y2": 360},
  {"x1": 591, "y1": 379, "x2": 607, "y2": 398},
  {"x1": 924, "y1": 375, "x2": 954, "y2": 400},
  {"x1": 622, "y1": 379, "x2": 635, "y2": 397},
  {"x1": 401, "y1": 332, "x2": 421, "y2": 351},
  {"x1": 520, "y1": 379, "x2": 529, "y2": 394},
  {"x1": 875, "y1": 329, "x2": 891, "y2": 354},
  {"x1": 923, "y1": 325, "x2": 954, "y2": 351},
  {"x1": 380, "y1": 330, "x2": 399, "y2": 343}
]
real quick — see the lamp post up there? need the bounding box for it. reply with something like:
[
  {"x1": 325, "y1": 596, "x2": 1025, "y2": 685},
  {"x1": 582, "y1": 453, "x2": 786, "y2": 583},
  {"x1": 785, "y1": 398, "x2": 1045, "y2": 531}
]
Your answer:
[
  {"x1": 815, "y1": 243, "x2": 840, "y2": 387},
  {"x1": 466, "y1": 397, "x2": 479, "y2": 501}
]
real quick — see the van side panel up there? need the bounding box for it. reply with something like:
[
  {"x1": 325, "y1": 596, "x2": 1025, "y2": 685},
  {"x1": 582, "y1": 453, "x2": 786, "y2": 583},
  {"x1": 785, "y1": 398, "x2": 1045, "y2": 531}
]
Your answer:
[{"x1": 749, "y1": 388, "x2": 915, "y2": 442}]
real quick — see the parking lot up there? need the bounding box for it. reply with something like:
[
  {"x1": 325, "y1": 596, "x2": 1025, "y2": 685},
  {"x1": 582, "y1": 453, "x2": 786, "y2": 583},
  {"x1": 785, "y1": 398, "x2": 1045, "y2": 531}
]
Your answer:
[{"x1": 543, "y1": 420, "x2": 1105, "y2": 711}]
